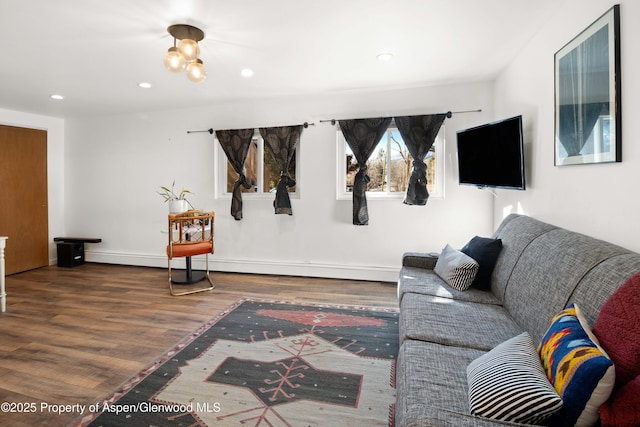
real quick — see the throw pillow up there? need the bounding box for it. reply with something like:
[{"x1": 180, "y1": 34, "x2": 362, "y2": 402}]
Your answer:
[
  {"x1": 599, "y1": 375, "x2": 640, "y2": 427},
  {"x1": 538, "y1": 304, "x2": 615, "y2": 427},
  {"x1": 460, "y1": 236, "x2": 503, "y2": 291},
  {"x1": 593, "y1": 271, "x2": 640, "y2": 386},
  {"x1": 467, "y1": 332, "x2": 563, "y2": 424},
  {"x1": 434, "y1": 244, "x2": 479, "y2": 291}
]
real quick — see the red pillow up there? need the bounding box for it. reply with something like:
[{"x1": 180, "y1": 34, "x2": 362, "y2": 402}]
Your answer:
[
  {"x1": 593, "y1": 272, "x2": 640, "y2": 385},
  {"x1": 600, "y1": 376, "x2": 640, "y2": 427}
]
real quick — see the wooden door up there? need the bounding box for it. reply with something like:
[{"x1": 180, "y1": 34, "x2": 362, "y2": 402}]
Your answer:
[{"x1": 0, "y1": 125, "x2": 49, "y2": 274}]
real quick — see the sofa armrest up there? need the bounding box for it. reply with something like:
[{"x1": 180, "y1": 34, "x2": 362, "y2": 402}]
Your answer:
[{"x1": 402, "y1": 252, "x2": 439, "y2": 270}]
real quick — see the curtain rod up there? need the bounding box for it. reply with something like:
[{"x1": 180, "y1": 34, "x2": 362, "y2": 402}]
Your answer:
[
  {"x1": 318, "y1": 109, "x2": 482, "y2": 125},
  {"x1": 186, "y1": 128, "x2": 214, "y2": 134},
  {"x1": 186, "y1": 122, "x2": 315, "y2": 134},
  {"x1": 185, "y1": 109, "x2": 481, "y2": 133}
]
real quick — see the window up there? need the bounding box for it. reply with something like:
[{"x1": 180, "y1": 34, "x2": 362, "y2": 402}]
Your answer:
[
  {"x1": 216, "y1": 134, "x2": 298, "y2": 198},
  {"x1": 336, "y1": 123, "x2": 444, "y2": 199}
]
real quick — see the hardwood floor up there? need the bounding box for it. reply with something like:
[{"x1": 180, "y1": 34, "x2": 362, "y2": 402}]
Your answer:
[{"x1": 0, "y1": 263, "x2": 398, "y2": 426}]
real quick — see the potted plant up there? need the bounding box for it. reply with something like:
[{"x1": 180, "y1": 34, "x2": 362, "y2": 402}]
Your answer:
[{"x1": 158, "y1": 181, "x2": 194, "y2": 213}]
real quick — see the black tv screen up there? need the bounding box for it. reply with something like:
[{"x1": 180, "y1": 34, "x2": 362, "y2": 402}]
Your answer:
[{"x1": 456, "y1": 115, "x2": 525, "y2": 190}]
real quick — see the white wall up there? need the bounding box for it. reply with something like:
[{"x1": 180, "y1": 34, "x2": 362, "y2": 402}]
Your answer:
[
  {"x1": 494, "y1": 0, "x2": 640, "y2": 253},
  {"x1": 8, "y1": 1, "x2": 638, "y2": 281},
  {"x1": 0, "y1": 108, "x2": 65, "y2": 264},
  {"x1": 64, "y1": 82, "x2": 496, "y2": 281}
]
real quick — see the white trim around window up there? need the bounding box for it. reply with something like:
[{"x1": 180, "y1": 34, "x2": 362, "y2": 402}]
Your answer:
[
  {"x1": 335, "y1": 125, "x2": 445, "y2": 201},
  {"x1": 214, "y1": 133, "x2": 300, "y2": 200}
]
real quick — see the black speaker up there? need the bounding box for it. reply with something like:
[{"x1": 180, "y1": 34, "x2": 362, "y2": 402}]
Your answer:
[{"x1": 56, "y1": 242, "x2": 84, "y2": 267}]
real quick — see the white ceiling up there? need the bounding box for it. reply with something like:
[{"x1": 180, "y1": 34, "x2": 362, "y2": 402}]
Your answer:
[{"x1": 0, "y1": 0, "x2": 558, "y2": 118}]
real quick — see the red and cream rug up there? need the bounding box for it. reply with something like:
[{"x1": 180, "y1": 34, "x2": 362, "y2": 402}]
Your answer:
[{"x1": 74, "y1": 298, "x2": 399, "y2": 426}]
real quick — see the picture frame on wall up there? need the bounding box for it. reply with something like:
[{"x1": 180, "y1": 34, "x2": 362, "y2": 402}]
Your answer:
[{"x1": 554, "y1": 4, "x2": 621, "y2": 166}]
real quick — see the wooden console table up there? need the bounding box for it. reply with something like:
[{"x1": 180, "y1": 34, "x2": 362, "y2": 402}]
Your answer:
[{"x1": 1, "y1": 237, "x2": 7, "y2": 312}]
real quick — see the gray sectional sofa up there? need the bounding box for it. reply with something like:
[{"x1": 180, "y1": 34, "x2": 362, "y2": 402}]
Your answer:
[{"x1": 396, "y1": 214, "x2": 640, "y2": 426}]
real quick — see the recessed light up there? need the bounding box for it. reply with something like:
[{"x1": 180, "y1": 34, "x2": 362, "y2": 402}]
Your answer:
[
  {"x1": 376, "y1": 52, "x2": 393, "y2": 62},
  {"x1": 138, "y1": 82, "x2": 152, "y2": 89},
  {"x1": 240, "y1": 68, "x2": 254, "y2": 78},
  {"x1": 50, "y1": 94, "x2": 64, "y2": 100}
]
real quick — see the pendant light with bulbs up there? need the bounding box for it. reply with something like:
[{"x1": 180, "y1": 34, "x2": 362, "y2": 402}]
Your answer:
[{"x1": 163, "y1": 24, "x2": 207, "y2": 83}]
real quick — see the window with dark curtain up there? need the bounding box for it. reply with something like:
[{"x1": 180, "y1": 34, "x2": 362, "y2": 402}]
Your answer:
[
  {"x1": 338, "y1": 118, "x2": 392, "y2": 225},
  {"x1": 259, "y1": 125, "x2": 303, "y2": 215},
  {"x1": 394, "y1": 114, "x2": 447, "y2": 205},
  {"x1": 215, "y1": 129, "x2": 255, "y2": 220}
]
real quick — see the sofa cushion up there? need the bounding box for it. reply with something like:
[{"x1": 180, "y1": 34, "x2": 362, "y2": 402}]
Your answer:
[
  {"x1": 396, "y1": 339, "x2": 486, "y2": 427},
  {"x1": 434, "y1": 244, "x2": 479, "y2": 291},
  {"x1": 539, "y1": 304, "x2": 615, "y2": 427},
  {"x1": 568, "y1": 254, "x2": 640, "y2": 332},
  {"x1": 489, "y1": 214, "x2": 558, "y2": 302},
  {"x1": 398, "y1": 267, "x2": 502, "y2": 306},
  {"x1": 467, "y1": 332, "x2": 563, "y2": 424},
  {"x1": 593, "y1": 271, "x2": 640, "y2": 386},
  {"x1": 399, "y1": 292, "x2": 523, "y2": 351},
  {"x1": 504, "y1": 229, "x2": 630, "y2": 344},
  {"x1": 461, "y1": 236, "x2": 503, "y2": 291}
]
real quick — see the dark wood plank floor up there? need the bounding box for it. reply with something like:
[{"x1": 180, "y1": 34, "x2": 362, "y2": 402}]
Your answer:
[{"x1": 0, "y1": 263, "x2": 397, "y2": 426}]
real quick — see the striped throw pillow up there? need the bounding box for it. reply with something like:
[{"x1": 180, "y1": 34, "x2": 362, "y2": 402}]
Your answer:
[
  {"x1": 434, "y1": 244, "x2": 479, "y2": 290},
  {"x1": 467, "y1": 332, "x2": 563, "y2": 424}
]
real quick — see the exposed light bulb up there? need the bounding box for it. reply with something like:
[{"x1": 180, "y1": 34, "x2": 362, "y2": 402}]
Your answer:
[
  {"x1": 164, "y1": 25, "x2": 207, "y2": 83},
  {"x1": 186, "y1": 59, "x2": 206, "y2": 83},
  {"x1": 178, "y1": 38, "x2": 200, "y2": 61},
  {"x1": 164, "y1": 47, "x2": 186, "y2": 72}
]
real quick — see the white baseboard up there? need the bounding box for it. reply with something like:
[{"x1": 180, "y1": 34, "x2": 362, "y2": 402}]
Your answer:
[{"x1": 77, "y1": 250, "x2": 399, "y2": 283}]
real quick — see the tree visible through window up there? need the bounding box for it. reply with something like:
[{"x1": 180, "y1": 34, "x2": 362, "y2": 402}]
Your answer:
[
  {"x1": 226, "y1": 137, "x2": 296, "y2": 194},
  {"x1": 344, "y1": 125, "x2": 440, "y2": 195}
]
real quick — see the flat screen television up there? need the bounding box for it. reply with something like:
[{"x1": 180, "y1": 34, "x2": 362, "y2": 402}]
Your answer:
[{"x1": 456, "y1": 115, "x2": 525, "y2": 190}]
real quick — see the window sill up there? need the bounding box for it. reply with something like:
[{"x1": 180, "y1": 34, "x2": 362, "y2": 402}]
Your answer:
[
  {"x1": 218, "y1": 193, "x2": 300, "y2": 201},
  {"x1": 336, "y1": 192, "x2": 443, "y2": 201}
]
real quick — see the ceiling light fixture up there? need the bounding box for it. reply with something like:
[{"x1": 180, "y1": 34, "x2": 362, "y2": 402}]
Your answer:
[
  {"x1": 376, "y1": 52, "x2": 394, "y2": 62},
  {"x1": 163, "y1": 24, "x2": 207, "y2": 83},
  {"x1": 50, "y1": 94, "x2": 64, "y2": 100}
]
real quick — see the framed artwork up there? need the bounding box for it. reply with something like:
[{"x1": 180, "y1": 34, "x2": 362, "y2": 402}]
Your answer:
[{"x1": 554, "y1": 5, "x2": 621, "y2": 166}]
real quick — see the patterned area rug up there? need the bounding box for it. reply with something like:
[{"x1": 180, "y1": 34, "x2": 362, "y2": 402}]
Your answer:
[{"x1": 74, "y1": 298, "x2": 398, "y2": 426}]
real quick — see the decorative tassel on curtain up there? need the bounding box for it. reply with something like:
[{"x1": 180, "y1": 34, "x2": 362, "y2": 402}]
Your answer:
[
  {"x1": 395, "y1": 114, "x2": 448, "y2": 205},
  {"x1": 215, "y1": 128, "x2": 255, "y2": 220},
  {"x1": 339, "y1": 118, "x2": 392, "y2": 225},
  {"x1": 259, "y1": 125, "x2": 303, "y2": 215}
]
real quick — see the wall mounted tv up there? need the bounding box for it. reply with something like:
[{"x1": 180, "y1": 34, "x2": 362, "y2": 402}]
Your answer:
[{"x1": 456, "y1": 115, "x2": 526, "y2": 190}]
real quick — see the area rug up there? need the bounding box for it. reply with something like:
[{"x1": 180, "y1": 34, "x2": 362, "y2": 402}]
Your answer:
[{"x1": 74, "y1": 298, "x2": 399, "y2": 426}]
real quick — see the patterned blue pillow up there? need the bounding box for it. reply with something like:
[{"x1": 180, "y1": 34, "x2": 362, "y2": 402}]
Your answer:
[{"x1": 539, "y1": 304, "x2": 615, "y2": 426}]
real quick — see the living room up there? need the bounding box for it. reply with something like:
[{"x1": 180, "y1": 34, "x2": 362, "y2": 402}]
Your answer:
[
  {"x1": 1, "y1": 1, "x2": 639, "y2": 283},
  {"x1": 1, "y1": 0, "x2": 639, "y2": 426}
]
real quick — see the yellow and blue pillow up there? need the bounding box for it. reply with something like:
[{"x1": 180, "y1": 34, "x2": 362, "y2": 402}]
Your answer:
[{"x1": 538, "y1": 304, "x2": 615, "y2": 427}]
